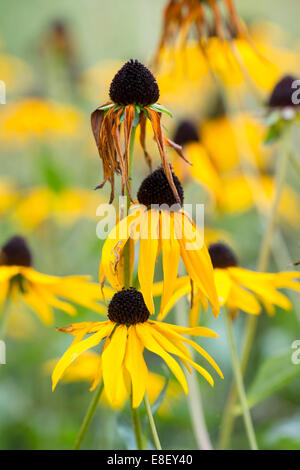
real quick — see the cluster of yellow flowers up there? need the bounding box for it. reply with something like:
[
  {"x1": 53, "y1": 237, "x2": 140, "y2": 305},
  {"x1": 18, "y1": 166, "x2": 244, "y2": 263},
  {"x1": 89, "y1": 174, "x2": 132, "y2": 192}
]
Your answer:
[{"x1": 1, "y1": 1, "x2": 300, "y2": 451}]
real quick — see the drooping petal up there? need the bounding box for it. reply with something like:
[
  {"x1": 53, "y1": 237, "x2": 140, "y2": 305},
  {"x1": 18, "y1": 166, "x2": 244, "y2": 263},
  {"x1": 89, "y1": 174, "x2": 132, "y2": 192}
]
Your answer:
[
  {"x1": 52, "y1": 322, "x2": 114, "y2": 390},
  {"x1": 102, "y1": 325, "x2": 128, "y2": 407},
  {"x1": 160, "y1": 211, "x2": 180, "y2": 313},
  {"x1": 102, "y1": 210, "x2": 141, "y2": 290},
  {"x1": 152, "y1": 322, "x2": 223, "y2": 379},
  {"x1": 149, "y1": 324, "x2": 215, "y2": 386},
  {"x1": 138, "y1": 210, "x2": 159, "y2": 314},
  {"x1": 136, "y1": 323, "x2": 188, "y2": 394},
  {"x1": 125, "y1": 326, "x2": 148, "y2": 408},
  {"x1": 175, "y1": 212, "x2": 220, "y2": 317}
]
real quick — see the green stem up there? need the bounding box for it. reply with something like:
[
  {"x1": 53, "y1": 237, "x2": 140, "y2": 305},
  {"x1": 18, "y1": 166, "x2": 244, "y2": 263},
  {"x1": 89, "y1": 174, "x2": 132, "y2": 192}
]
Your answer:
[
  {"x1": 143, "y1": 392, "x2": 162, "y2": 450},
  {"x1": 224, "y1": 309, "x2": 258, "y2": 450},
  {"x1": 72, "y1": 381, "x2": 104, "y2": 450},
  {"x1": 130, "y1": 400, "x2": 145, "y2": 450},
  {"x1": 218, "y1": 126, "x2": 291, "y2": 450},
  {"x1": 175, "y1": 302, "x2": 213, "y2": 450},
  {"x1": 124, "y1": 126, "x2": 137, "y2": 288}
]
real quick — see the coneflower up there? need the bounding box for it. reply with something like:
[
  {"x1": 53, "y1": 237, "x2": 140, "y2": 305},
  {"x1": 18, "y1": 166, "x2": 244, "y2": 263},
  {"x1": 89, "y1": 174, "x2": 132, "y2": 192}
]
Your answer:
[{"x1": 91, "y1": 59, "x2": 189, "y2": 203}]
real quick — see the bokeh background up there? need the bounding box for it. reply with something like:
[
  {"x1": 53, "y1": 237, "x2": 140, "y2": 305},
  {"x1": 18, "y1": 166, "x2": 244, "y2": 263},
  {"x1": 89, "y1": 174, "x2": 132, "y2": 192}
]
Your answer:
[{"x1": 0, "y1": 0, "x2": 300, "y2": 450}]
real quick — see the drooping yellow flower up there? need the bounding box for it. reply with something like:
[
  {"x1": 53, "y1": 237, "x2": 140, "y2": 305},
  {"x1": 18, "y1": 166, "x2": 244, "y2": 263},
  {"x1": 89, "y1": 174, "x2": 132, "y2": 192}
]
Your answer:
[
  {"x1": 13, "y1": 186, "x2": 106, "y2": 231},
  {"x1": 0, "y1": 236, "x2": 106, "y2": 325},
  {"x1": 46, "y1": 351, "x2": 182, "y2": 415},
  {"x1": 158, "y1": 243, "x2": 300, "y2": 325},
  {"x1": 153, "y1": 0, "x2": 255, "y2": 69},
  {"x1": 52, "y1": 288, "x2": 223, "y2": 409},
  {"x1": 0, "y1": 98, "x2": 83, "y2": 142},
  {"x1": 101, "y1": 168, "x2": 219, "y2": 317}
]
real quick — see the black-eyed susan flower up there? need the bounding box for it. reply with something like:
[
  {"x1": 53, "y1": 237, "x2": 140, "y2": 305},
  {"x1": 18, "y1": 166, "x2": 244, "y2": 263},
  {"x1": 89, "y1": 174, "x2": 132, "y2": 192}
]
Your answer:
[
  {"x1": 159, "y1": 242, "x2": 300, "y2": 324},
  {"x1": 154, "y1": 0, "x2": 257, "y2": 67},
  {"x1": 0, "y1": 236, "x2": 106, "y2": 325},
  {"x1": 46, "y1": 350, "x2": 182, "y2": 414},
  {"x1": 101, "y1": 167, "x2": 219, "y2": 317},
  {"x1": 90, "y1": 59, "x2": 188, "y2": 203},
  {"x1": 52, "y1": 287, "x2": 222, "y2": 408}
]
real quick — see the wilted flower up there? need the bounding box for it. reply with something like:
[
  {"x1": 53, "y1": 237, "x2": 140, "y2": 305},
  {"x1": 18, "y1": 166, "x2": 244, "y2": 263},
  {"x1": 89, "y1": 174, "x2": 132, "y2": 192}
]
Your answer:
[{"x1": 90, "y1": 59, "x2": 189, "y2": 203}]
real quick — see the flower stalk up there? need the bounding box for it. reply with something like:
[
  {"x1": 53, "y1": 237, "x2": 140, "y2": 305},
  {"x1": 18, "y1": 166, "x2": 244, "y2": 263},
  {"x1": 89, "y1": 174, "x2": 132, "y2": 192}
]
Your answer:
[
  {"x1": 143, "y1": 392, "x2": 162, "y2": 450},
  {"x1": 224, "y1": 308, "x2": 258, "y2": 450},
  {"x1": 72, "y1": 381, "x2": 104, "y2": 450}
]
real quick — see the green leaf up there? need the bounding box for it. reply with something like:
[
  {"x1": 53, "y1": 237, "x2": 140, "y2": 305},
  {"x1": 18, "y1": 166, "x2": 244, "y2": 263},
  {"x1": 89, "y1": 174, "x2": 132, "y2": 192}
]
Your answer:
[
  {"x1": 98, "y1": 103, "x2": 114, "y2": 111},
  {"x1": 235, "y1": 350, "x2": 300, "y2": 414},
  {"x1": 149, "y1": 103, "x2": 173, "y2": 118},
  {"x1": 263, "y1": 122, "x2": 283, "y2": 145},
  {"x1": 264, "y1": 110, "x2": 281, "y2": 126}
]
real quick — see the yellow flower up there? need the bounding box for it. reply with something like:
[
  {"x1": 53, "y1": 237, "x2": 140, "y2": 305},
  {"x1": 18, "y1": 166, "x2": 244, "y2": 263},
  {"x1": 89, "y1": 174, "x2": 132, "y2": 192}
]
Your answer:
[
  {"x1": 200, "y1": 113, "x2": 270, "y2": 174},
  {"x1": 217, "y1": 172, "x2": 300, "y2": 226},
  {"x1": 52, "y1": 288, "x2": 222, "y2": 409},
  {"x1": 13, "y1": 186, "x2": 106, "y2": 231},
  {"x1": 159, "y1": 243, "x2": 300, "y2": 324},
  {"x1": 0, "y1": 236, "x2": 106, "y2": 325},
  {"x1": 170, "y1": 120, "x2": 221, "y2": 199},
  {"x1": 0, "y1": 98, "x2": 83, "y2": 142},
  {"x1": 46, "y1": 351, "x2": 182, "y2": 415},
  {"x1": 101, "y1": 168, "x2": 219, "y2": 317}
]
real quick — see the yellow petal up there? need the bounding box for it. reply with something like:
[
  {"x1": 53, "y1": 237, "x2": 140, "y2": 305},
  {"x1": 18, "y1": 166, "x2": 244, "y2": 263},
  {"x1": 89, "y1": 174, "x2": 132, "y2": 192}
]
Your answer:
[
  {"x1": 52, "y1": 322, "x2": 114, "y2": 391},
  {"x1": 136, "y1": 323, "x2": 188, "y2": 394},
  {"x1": 125, "y1": 326, "x2": 148, "y2": 408},
  {"x1": 102, "y1": 325, "x2": 128, "y2": 407},
  {"x1": 138, "y1": 210, "x2": 159, "y2": 314},
  {"x1": 160, "y1": 211, "x2": 180, "y2": 313}
]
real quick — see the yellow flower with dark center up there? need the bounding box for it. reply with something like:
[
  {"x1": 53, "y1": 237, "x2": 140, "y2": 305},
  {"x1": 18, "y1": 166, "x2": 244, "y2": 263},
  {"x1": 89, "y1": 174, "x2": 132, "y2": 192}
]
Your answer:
[
  {"x1": 46, "y1": 351, "x2": 182, "y2": 414},
  {"x1": 0, "y1": 236, "x2": 106, "y2": 325},
  {"x1": 52, "y1": 288, "x2": 223, "y2": 408},
  {"x1": 0, "y1": 98, "x2": 83, "y2": 142},
  {"x1": 101, "y1": 168, "x2": 219, "y2": 317},
  {"x1": 90, "y1": 59, "x2": 188, "y2": 203},
  {"x1": 158, "y1": 242, "x2": 300, "y2": 324}
]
